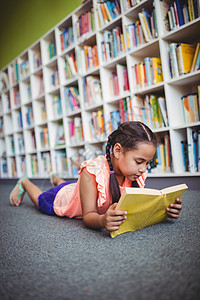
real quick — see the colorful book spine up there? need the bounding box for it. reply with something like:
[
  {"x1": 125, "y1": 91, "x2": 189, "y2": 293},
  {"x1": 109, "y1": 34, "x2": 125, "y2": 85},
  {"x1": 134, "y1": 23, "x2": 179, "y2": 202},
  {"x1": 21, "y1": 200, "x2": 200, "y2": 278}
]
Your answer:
[
  {"x1": 83, "y1": 76, "x2": 103, "y2": 107},
  {"x1": 41, "y1": 152, "x2": 52, "y2": 176},
  {"x1": 20, "y1": 60, "x2": 29, "y2": 78},
  {"x1": 65, "y1": 53, "x2": 77, "y2": 79},
  {"x1": 55, "y1": 150, "x2": 68, "y2": 173},
  {"x1": 163, "y1": 0, "x2": 200, "y2": 32},
  {"x1": 133, "y1": 57, "x2": 163, "y2": 90},
  {"x1": 89, "y1": 109, "x2": 105, "y2": 140},
  {"x1": 60, "y1": 26, "x2": 74, "y2": 51},
  {"x1": 48, "y1": 41, "x2": 56, "y2": 59},
  {"x1": 76, "y1": 7, "x2": 94, "y2": 39},
  {"x1": 64, "y1": 87, "x2": 80, "y2": 112},
  {"x1": 77, "y1": 44, "x2": 99, "y2": 74},
  {"x1": 33, "y1": 52, "x2": 42, "y2": 69},
  {"x1": 25, "y1": 106, "x2": 33, "y2": 127},
  {"x1": 101, "y1": 26, "x2": 125, "y2": 62},
  {"x1": 181, "y1": 93, "x2": 200, "y2": 123},
  {"x1": 50, "y1": 69, "x2": 59, "y2": 88},
  {"x1": 40, "y1": 127, "x2": 49, "y2": 149},
  {"x1": 30, "y1": 154, "x2": 38, "y2": 176},
  {"x1": 97, "y1": 0, "x2": 121, "y2": 28},
  {"x1": 53, "y1": 96, "x2": 62, "y2": 117},
  {"x1": 69, "y1": 117, "x2": 84, "y2": 144}
]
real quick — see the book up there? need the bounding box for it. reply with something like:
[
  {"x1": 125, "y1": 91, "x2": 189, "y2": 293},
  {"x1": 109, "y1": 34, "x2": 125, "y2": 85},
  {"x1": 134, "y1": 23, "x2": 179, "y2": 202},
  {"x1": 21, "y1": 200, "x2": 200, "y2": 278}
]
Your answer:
[
  {"x1": 176, "y1": 43, "x2": 196, "y2": 75},
  {"x1": 111, "y1": 183, "x2": 188, "y2": 238}
]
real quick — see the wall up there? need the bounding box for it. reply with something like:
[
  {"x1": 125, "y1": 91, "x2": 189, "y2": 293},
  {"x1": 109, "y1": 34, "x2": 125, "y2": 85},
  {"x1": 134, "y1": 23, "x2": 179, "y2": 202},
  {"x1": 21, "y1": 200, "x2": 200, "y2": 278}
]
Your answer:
[{"x1": 0, "y1": 0, "x2": 81, "y2": 70}]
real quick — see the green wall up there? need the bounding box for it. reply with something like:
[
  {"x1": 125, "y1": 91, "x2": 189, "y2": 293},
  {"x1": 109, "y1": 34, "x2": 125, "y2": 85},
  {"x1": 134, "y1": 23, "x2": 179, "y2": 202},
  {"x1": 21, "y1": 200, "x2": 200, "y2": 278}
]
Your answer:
[{"x1": 0, "y1": 0, "x2": 81, "y2": 70}]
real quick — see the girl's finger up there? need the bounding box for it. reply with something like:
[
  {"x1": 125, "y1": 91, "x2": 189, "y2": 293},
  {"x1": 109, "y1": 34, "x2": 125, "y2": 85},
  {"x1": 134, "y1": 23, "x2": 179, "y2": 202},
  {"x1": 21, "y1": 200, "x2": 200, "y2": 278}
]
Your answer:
[
  {"x1": 167, "y1": 212, "x2": 180, "y2": 219},
  {"x1": 167, "y1": 207, "x2": 180, "y2": 215}
]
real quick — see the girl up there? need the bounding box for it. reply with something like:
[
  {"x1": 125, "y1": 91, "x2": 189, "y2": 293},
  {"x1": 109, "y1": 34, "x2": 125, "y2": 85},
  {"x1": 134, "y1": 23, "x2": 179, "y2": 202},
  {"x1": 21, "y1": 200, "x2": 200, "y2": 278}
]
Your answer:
[{"x1": 10, "y1": 121, "x2": 182, "y2": 233}]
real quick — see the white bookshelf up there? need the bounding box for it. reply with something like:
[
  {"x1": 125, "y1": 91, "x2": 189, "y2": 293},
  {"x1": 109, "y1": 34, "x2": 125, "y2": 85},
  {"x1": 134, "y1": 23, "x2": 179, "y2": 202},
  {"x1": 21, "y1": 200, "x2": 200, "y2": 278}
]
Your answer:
[{"x1": 0, "y1": 0, "x2": 200, "y2": 179}]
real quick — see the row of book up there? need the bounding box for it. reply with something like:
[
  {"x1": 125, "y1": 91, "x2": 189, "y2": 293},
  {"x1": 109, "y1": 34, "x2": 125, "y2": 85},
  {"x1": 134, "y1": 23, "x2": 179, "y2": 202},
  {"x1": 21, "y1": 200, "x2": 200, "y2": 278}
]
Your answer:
[
  {"x1": 40, "y1": 152, "x2": 52, "y2": 176},
  {"x1": 77, "y1": 45, "x2": 99, "y2": 74},
  {"x1": 181, "y1": 91, "x2": 200, "y2": 124},
  {"x1": 0, "y1": 117, "x2": 4, "y2": 136},
  {"x1": 0, "y1": 71, "x2": 9, "y2": 90},
  {"x1": 17, "y1": 135, "x2": 25, "y2": 153},
  {"x1": 68, "y1": 117, "x2": 84, "y2": 144},
  {"x1": 50, "y1": 69, "x2": 59, "y2": 88},
  {"x1": 20, "y1": 60, "x2": 29, "y2": 78},
  {"x1": 54, "y1": 150, "x2": 68, "y2": 174},
  {"x1": 101, "y1": 26, "x2": 125, "y2": 62},
  {"x1": 109, "y1": 64, "x2": 129, "y2": 97},
  {"x1": 40, "y1": 127, "x2": 49, "y2": 149},
  {"x1": 52, "y1": 95, "x2": 62, "y2": 117},
  {"x1": 64, "y1": 86, "x2": 80, "y2": 113},
  {"x1": 55, "y1": 122, "x2": 65, "y2": 146},
  {"x1": 89, "y1": 109, "x2": 106, "y2": 140},
  {"x1": 64, "y1": 53, "x2": 77, "y2": 79},
  {"x1": 125, "y1": 7, "x2": 158, "y2": 51},
  {"x1": 163, "y1": 0, "x2": 200, "y2": 32},
  {"x1": 17, "y1": 111, "x2": 23, "y2": 129},
  {"x1": 30, "y1": 154, "x2": 38, "y2": 176},
  {"x1": 149, "y1": 134, "x2": 172, "y2": 173},
  {"x1": 25, "y1": 106, "x2": 34, "y2": 127},
  {"x1": 13, "y1": 89, "x2": 20, "y2": 106},
  {"x1": 132, "y1": 57, "x2": 163, "y2": 90},
  {"x1": 107, "y1": 97, "x2": 134, "y2": 133},
  {"x1": 75, "y1": 8, "x2": 95, "y2": 40},
  {"x1": 96, "y1": 0, "x2": 121, "y2": 28},
  {"x1": 40, "y1": 103, "x2": 47, "y2": 121},
  {"x1": 10, "y1": 137, "x2": 15, "y2": 154},
  {"x1": 122, "y1": 0, "x2": 143, "y2": 11},
  {"x1": 132, "y1": 94, "x2": 169, "y2": 129},
  {"x1": 169, "y1": 43, "x2": 200, "y2": 78},
  {"x1": 181, "y1": 128, "x2": 200, "y2": 172},
  {"x1": 48, "y1": 41, "x2": 56, "y2": 60},
  {"x1": 32, "y1": 52, "x2": 42, "y2": 70},
  {"x1": 83, "y1": 76, "x2": 103, "y2": 107},
  {"x1": 2, "y1": 94, "x2": 11, "y2": 111},
  {"x1": 70, "y1": 148, "x2": 104, "y2": 176},
  {"x1": 59, "y1": 26, "x2": 74, "y2": 52},
  {"x1": 11, "y1": 61, "x2": 19, "y2": 85}
]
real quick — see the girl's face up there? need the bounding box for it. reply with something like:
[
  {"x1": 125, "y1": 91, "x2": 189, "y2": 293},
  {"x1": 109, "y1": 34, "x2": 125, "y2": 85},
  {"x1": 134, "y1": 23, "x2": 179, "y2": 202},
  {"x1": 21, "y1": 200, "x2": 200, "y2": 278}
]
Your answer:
[{"x1": 113, "y1": 142, "x2": 156, "y2": 181}]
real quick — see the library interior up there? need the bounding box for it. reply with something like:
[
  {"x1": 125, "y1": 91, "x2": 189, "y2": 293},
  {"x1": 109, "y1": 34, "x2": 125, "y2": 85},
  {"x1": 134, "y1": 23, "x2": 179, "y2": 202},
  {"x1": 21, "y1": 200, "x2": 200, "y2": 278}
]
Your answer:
[{"x1": 0, "y1": 1, "x2": 200, "y2": 300}]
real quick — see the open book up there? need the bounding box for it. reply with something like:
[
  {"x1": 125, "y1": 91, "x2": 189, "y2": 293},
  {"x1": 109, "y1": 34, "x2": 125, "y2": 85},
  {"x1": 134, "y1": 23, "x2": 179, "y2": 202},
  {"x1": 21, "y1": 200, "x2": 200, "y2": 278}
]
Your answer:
[{"x1": 111, "y1": 184, "x2": 188, "y2": 238}]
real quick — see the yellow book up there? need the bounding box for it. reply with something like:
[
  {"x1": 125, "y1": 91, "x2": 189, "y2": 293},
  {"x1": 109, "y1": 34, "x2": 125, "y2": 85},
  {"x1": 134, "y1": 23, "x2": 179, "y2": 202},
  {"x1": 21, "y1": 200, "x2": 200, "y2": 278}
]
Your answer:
[
  {"x1": 176, "y1": 43, "x2": 196, "y2": 75},
  {"x1": 111, "y1": 184, "x2": 188, "y2": 238},
  {"x1": 190, "y1": 43, "x2": 200, "y2": 72}
]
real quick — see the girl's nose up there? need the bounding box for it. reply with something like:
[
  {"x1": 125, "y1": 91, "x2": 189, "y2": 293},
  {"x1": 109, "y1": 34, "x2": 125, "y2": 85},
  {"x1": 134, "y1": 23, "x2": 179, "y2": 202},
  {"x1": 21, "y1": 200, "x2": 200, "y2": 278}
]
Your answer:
[{"x1": 139, "y1": 164, "x2": 146, "y2": 173}]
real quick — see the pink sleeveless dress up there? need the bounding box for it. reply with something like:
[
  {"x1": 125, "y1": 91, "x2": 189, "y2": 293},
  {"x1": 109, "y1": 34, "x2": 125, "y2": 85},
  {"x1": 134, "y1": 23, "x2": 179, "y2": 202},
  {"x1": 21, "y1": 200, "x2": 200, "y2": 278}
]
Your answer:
[{"x1": 53, "y1": 155, "x2": 147, "y2": 219}]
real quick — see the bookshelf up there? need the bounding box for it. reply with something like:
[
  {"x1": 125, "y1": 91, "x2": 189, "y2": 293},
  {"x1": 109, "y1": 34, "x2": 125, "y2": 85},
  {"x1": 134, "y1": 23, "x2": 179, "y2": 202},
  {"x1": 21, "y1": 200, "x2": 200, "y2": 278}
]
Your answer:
[{"x1": 0, "y1": 0, "x2": 200, "y2": 179}]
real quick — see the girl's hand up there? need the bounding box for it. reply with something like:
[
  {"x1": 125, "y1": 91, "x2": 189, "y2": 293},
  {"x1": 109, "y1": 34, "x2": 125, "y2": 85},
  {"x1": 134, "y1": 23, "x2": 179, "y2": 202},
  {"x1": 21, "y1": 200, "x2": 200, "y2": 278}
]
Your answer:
[
  {"x1": 167, "y1": 198, "x2": 182, "y2": 219},
  {"x1": 103, "y1": 203, "x2": 127, "y2": 232}
]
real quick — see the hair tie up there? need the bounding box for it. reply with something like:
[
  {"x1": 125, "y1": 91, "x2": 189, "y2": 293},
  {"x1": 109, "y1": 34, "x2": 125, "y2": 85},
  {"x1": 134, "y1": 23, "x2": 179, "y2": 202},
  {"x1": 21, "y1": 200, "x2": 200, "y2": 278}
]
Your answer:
[{"x1": 110, "y1": 170, "x2": 114, "y2": 174}]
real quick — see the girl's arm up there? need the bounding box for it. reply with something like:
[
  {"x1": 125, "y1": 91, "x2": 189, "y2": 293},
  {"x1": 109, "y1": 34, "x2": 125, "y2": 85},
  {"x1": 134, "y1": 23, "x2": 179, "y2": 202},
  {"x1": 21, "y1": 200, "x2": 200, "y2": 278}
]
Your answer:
[
  {"x1": 79, "y1": 168, "x2": 127, "y2": 231},
  {"x1": 167, "y1": 198, "x2": 182, "y2": 219}
]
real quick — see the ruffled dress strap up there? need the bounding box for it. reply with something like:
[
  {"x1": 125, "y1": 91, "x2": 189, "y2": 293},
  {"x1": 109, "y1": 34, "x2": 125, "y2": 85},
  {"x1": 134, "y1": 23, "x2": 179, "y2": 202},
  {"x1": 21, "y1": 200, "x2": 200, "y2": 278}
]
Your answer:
[{"x1": 79, "y1": 156, "x2": 108, "y2": 208}]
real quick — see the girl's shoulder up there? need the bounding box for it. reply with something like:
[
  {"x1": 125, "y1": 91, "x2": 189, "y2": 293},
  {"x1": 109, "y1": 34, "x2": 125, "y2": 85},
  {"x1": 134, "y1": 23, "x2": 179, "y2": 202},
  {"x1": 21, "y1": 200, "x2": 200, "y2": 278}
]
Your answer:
[{"x1": 79, "y1": 155, "x2": 109, "y2": 175}]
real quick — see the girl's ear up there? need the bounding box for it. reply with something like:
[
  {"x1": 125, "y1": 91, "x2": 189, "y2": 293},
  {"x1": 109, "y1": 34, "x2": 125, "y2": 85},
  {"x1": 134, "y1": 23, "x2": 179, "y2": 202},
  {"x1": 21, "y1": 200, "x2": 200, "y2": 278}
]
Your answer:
[{"x1": 113, "y1": 143, "x2": 123, "y2": 158}]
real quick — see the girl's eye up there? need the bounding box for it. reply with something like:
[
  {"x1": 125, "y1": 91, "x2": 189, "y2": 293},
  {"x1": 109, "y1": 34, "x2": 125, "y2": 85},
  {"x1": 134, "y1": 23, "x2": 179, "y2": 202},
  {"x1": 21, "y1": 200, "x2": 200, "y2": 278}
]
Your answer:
[{"x1": 136, "y1": 161, "x2": 143, "y2": 164}]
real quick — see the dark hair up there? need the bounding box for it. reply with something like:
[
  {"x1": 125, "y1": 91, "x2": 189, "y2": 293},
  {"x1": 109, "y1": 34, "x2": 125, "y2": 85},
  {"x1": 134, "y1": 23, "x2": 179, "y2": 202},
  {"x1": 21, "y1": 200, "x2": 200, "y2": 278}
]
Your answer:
[{"x1": 106, "y1": 121, "x2": 157, "y2": 203}]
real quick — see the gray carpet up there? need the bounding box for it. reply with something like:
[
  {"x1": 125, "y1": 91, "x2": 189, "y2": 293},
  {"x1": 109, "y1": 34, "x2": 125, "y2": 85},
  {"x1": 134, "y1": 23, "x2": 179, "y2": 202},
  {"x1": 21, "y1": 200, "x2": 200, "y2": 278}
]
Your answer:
[{"x1": 0, "y1": 179, "x2": 200, "y2": 300}]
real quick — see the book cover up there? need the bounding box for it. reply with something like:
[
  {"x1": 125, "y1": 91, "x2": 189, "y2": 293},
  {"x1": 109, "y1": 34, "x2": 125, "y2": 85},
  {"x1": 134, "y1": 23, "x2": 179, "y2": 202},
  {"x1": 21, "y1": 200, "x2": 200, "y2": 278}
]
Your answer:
[
  {"x1": 190, "y1": 43, "x2": 200, "y2": 72},
  {"x1": 111, "y1": 183, "x2": 188, "y2": 238},
  {"x1": 176, "y1": 43, "x2": 196, "y2": 74}
]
